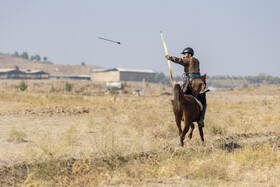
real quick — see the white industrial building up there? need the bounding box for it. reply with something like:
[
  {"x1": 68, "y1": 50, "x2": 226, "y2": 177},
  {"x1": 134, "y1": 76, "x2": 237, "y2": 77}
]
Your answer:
[{"x1": 91, "y1": 68, "x2": 156, "y2": 82}]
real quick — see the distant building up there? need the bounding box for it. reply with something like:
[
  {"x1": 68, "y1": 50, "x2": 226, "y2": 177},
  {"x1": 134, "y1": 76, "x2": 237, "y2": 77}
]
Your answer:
[
  {"x1": 0, "y1": 68, "x2": 26, "y2": 79},
  {"x1": 91, "y1": 68, "x2": 156, "y2": 82},
  {"x1": 0, "y1": 67, "x2": 49, "y2": 79},
  {"x1": 22, "y1": 69, "x2": 49, "y2": 79}
]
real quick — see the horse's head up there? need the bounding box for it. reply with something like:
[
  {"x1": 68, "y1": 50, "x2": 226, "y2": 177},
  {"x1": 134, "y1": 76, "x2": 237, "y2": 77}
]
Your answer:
[{"x1": 201, "y1": 74, "x2": 207, "y2": 84}]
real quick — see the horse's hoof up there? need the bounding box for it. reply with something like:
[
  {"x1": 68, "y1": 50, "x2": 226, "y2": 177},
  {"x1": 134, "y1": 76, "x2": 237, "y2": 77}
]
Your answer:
[{"x1": 180, "y1": 141, "x2": 184, "y2": 147}]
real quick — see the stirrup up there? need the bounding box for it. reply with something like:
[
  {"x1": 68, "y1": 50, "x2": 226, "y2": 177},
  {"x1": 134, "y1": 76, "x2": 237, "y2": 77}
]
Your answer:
[{"x1": 200, "y1": 89, "x2": 210, "y2": 94}]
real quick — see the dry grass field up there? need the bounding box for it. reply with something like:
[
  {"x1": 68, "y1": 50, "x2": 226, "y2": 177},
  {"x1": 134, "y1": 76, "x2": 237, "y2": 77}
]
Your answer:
[{"x1": 0, "y1": 79, "x2": 280, "y2": 186}]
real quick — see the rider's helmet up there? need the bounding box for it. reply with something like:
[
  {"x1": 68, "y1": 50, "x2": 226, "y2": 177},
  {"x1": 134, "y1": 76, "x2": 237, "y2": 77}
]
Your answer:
[{"x1": 181, "y1": 47, "x2": 194, "y2": 56}]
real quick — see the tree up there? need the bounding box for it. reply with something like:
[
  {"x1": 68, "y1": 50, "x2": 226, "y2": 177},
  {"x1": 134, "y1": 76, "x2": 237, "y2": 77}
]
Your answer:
[
  {"x1": 13, "y1": 51, "x2": 19, "y2": 57},
  {"x1": 30, "y1": 55, "x2": 35, "y2": 61},
  {"x1": 30, "y1": 55, "x2": 41, "y2": 61},
  {"x1": 34, "y1": 54, "x2": 41, "y2": 61},
  {"x1": 20, "y1": 52, "x2": 29, "y2": 60},
  {"x1": 81, "y1": 62, "x2": 86, "y2": 66},
  {"x1": 43, "y1": 56, "x2": 47, "y2": 61}
]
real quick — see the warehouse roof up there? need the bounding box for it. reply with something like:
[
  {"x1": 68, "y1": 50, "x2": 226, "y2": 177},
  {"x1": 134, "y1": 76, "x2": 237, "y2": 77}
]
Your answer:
[
  {"x1": 0, "y1": 68, "x2": 49, "y2": 74},
  {"x1": 92, "y1": 68, "x2": 155, "y2": 73},
  {"x1": 0, "y1": 68, "x2": 19, "y2": 72},
  {"x1": 22, "y1": 69, "x2": 49, "y2": 74}
]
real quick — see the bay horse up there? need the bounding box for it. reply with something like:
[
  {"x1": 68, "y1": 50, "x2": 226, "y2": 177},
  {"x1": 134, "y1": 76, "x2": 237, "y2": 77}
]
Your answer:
[{"x1": 172, "y1": 84, "x2": 204, "y2": 146}]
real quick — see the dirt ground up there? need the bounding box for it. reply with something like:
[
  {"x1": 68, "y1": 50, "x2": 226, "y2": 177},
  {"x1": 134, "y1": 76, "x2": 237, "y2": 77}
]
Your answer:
[{"x1": 0, "y1": 80, "x2": 280, "y2": 186}]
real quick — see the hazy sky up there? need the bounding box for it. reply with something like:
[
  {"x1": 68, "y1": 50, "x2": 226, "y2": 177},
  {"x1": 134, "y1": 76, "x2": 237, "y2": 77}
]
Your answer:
[{"x1": 1, "y1": 0, "x2": 280, "y2": 77}]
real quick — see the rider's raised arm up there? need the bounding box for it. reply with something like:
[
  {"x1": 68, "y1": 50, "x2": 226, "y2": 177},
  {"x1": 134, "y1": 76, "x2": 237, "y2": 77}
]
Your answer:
[{"x1": 170, "y1": 56, "x2": 190, "y2": 67}]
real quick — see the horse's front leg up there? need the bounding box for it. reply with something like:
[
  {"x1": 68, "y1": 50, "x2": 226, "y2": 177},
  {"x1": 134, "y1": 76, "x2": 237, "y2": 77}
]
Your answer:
[{"x1": 188, "y1": 123, "x2": 195, "y2": 139}]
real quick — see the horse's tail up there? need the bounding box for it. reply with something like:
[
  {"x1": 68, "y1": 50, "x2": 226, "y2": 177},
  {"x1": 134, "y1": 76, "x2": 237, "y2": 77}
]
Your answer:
[{"x1": 173, "y1": 84, "x2": 185, "y2": 112}]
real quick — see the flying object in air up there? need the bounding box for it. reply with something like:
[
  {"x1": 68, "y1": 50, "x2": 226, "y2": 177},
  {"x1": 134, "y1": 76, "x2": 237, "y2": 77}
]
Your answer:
[{"x1": 98, "y1": 37, "x2": 121, "y2": 45}]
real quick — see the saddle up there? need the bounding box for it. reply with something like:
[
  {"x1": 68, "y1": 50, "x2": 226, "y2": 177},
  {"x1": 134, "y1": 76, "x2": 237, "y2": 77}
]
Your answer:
[{"x1": 181, "y1": 75, "x2": 209, "y2": 104}]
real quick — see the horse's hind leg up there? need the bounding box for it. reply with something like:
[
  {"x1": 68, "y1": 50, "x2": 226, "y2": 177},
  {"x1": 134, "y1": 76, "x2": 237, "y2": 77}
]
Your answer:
[
  {"x1": 180, "y1": 121, "x2": 190, "y2": 147},
  {"x1": 188, "y1": 123, "x2": 195, "y2": 139},
  {"x1": 198, "y1": 126, "x2": 204, "y2": 142},
  {"x1": 175, "y1": 114, "x2": 182, "y2": 136}
]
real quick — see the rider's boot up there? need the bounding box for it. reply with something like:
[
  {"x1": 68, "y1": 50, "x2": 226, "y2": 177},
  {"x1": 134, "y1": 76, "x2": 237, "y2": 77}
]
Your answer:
[
  {"x1": 198, "y1": 103, "x2": 206, "y2": 128},
  {"x1": 198, "y1": 88, "x2": 207, "y2": 129}
]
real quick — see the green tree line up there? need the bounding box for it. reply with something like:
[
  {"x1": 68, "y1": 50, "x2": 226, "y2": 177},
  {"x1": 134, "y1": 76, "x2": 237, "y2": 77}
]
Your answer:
[
  {"x1": 208, "y1": 73, "x2": 280, "y2": 84},
  {"x1": 155, "y1": 72, "x2": 280, "y2": 88},
  {"x1": 11, "y1": 51, "x2": 53, "y2": 64}
]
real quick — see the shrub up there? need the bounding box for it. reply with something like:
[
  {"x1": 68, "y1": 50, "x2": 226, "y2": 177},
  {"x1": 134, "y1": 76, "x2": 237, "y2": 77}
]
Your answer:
[
  {"x1": 19, "y1": 81, "x2": 27, "y2": 91},
  {"x1": 109, "y1": 87, "x2": 117, "y2": 94},
  {"x1": 65, "y1": 82, "x2": 73, "y2": 92},
  {"x1": 50, "y1": 85, "x2": 56, "y2": 93}
]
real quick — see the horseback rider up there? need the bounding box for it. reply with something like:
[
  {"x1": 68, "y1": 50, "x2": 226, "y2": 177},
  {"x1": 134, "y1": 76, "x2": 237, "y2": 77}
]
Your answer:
[{"x1": 165, "y1": 47, "x2": 207, "y2": 128}]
